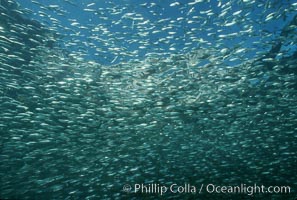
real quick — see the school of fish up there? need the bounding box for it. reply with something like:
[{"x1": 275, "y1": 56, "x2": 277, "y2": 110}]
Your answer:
[{"x1": 0, "y1": 0, "x2": 296, "y2": 199}]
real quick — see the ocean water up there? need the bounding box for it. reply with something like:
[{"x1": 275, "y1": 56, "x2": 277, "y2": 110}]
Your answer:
[{"x1": 0, "y1": 0, "x2": 296, "y2": 199}]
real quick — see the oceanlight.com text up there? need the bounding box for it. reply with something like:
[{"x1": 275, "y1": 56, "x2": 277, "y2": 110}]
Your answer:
[{"x1": 122, "y1": 183, "x2": 291, "y2": 196}]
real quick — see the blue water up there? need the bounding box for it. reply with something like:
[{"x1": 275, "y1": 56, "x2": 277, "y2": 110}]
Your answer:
[{"x1": 17, "y1": 0, "x2": 296, "y2": 65}]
